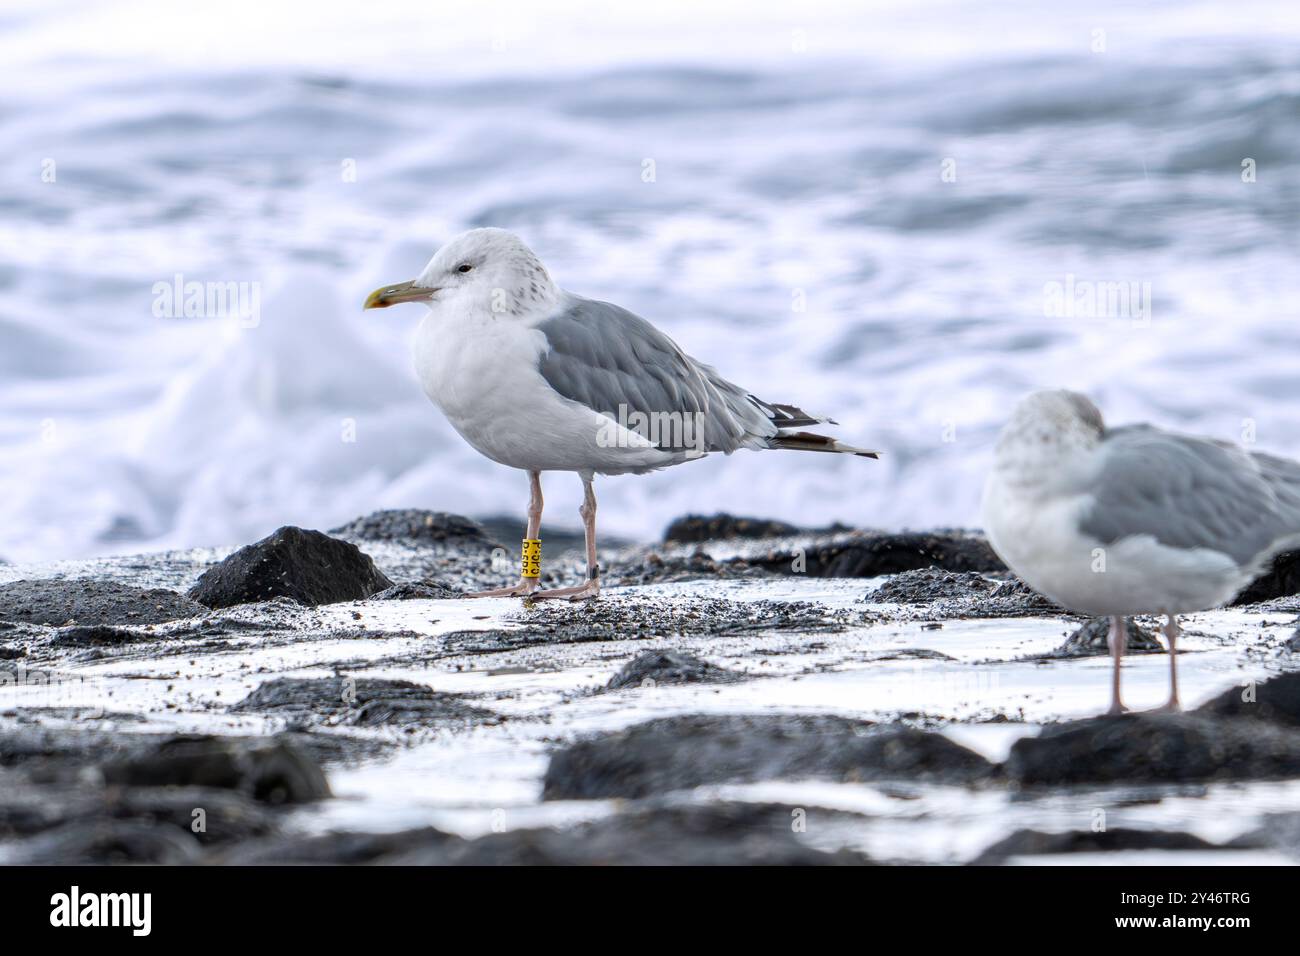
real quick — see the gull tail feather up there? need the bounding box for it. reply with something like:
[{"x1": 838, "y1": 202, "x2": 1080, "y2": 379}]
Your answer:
[
  {"x1": 749, "y1": 396, "x2": 836, "y2": 428},
  {"x1": 769, "y1": 430, "x2": 880, "y2": 459}
]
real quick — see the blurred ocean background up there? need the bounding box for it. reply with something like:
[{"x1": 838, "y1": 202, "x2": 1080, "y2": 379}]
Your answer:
[{"x1": 1, "y1": 0, "x2": 1298, "y2": 563}]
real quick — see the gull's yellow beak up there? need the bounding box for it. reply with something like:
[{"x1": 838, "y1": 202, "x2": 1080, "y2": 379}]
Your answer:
[{"x1": 363, "y1": 280, "x2": 439, "y2": 310}]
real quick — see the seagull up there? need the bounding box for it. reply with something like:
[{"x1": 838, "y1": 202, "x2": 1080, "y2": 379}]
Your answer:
[
  {"x1": 364, "y1": 228, "x2": 878, "y2": 601},
  {"x1": 982, "y1": 389, "x2": 1300, "y2": 714}
]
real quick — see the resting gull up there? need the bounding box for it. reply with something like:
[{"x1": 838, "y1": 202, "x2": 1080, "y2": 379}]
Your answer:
[
  {"x1": 364, "y1": 228, "x2": 877, "y2": 600},
  {"x1": 982, "y1": 389, "x2": 1300, "y2": 713}
]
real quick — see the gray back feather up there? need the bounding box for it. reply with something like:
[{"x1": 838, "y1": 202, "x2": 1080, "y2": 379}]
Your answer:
[
  {"x1": 1081, "y1": 424, "x2": 1300, "y2": 566},
  {"x1": 536, "y1": 295, "x2": 776, "y2": 453}
]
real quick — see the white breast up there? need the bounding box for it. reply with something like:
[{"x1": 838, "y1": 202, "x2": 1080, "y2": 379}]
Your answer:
[
  {"x1": 982, "y1": 472, "x2": 1247, "y2": 616},
  {"x1": 410, "y1": 310, "x2": 677, "y2": 474}
]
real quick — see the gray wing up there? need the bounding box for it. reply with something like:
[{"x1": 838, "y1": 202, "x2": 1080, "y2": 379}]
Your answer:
[
  {"x1": 535, "y1": 295, "x2": 793, "y2": 453},
  {"x1": 1080, "y1": 424, "x2": 1300, "y2": 566}
]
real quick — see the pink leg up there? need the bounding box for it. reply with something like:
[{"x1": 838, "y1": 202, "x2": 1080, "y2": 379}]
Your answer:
[
  {"x1": 1158, "y1": 614, "x2": 1181, "y2": 711},
  {"x1": 468, "y1": 471, "x2": 542, "y2": 598},
  {"x1": 1106, "y1": 615, "x2": 1129, "y2": 715},
  {"x1": 531, "y1": 476, "x2": 600, "y2": 602}
]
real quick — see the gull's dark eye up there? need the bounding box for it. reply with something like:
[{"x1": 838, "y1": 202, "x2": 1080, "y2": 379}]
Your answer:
[{"x1": 457, "y1": 263, "x2": 473, "y2": 273}]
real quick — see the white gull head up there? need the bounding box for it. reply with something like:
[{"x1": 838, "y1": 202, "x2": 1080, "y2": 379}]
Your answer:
[
  {"x1": 364, "y1": 228, "x2": 559, "y2": 320},
  {"x1": 988, "y1": 389, "x2": 1106, "y2": 496}
]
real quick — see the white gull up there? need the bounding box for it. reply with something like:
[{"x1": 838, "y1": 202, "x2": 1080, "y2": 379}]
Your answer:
[
  {"x1": 365, "y1": 228, "x2": 877, "y2": 601},
  {"x1": 982, "y1": 389, "x2": 1300, "y2": 713}
]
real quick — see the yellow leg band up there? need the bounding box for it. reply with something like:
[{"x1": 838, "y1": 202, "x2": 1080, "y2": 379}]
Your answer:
[{"x1": 521, "y1": 538, "x2": 541, "y2": 579}]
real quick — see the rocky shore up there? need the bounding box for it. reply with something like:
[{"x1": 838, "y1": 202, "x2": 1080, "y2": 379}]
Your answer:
[{"x1": 2, "y1": 511, "x2": 1299, "y2": 865}]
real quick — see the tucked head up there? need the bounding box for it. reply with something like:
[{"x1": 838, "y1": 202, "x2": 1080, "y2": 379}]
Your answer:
[
  {"x1": 1008, "y1": 390, "x2": 1106, "y2": 438},
  {"x1": 993, "y1": 389, "x2": 1107, "y2": 475},
  {"x1": 364, "y1": 228, "x2": 558, "y2": 317}
]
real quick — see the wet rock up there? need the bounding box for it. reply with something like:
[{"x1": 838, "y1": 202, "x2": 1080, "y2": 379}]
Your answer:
[
  {"x1": 542, "y1": 713, "x2": 994, "y2": 800},
  {"x1": 971, "y1": 827, "x2": 1220, "y2": 865},
  {"x1": 984, "y1": 578, "x2": 1069, "y2": 614},
  {"x1": 0, "y1": 578, "x2": 205, "y2": 626},
  {"x1": 1197, "y1": 672, "x2": 1300, "y2": 727},
  {"x1": 51, "y1": 624, "x2": 148, "y2": 646},
  {"x1": 331, "y1": 509, "x2": 495, "y2": 547},
  {"x1": 0, "y1": 782, "x2": 278, "y2": 846},
  {"x1": 103, "y1": 787, "x2": 277, "y2": 845},
  {"x1": 187, "y1": 526, "x2": 393, "y2": 609},
  {"x1": 1231, "y1": 549, "x2": 1300, "y2": 605},
  {"x1": 371, "y1": 580, "x2": 465, "y2": 601},
  {"x1": 1044, "y1": 617, "x2": 1164, "y2": 658},
  {"x1": 664, "y1": 514, "x2": 806, "y2": 544},
  {"x1": 1287, "y1": 629, "x2": 1300, "y2": 653},
  {"x1": 873, "y1": 570, "x2": 996, "y2": 604},
  {"x1": 101, "y1": 735, "x2": 329, "y2": 803},
  {"x1": 870, "y1": 648, "x2": 956, "y2": 662},
  {"x1": 1006, "y1": 713, "x2": 1300, "y2": 785},
  {"x1": 230, "y1": 676, "x2": 498, "y2": 727},
  {"x1": 276, "y1": 729, "x2": 395, "y2": 768},
  {"x1": 215, "y1": 826, "x2": 459, "y2": 864},
  {"x1": 604, "y1": 650, "x2": 748, "y2": 690},
  {"x1": 1231, "y1": 812, "x2": 1300, "y2": 856},
  {"x1": 0, "y1": 783, "x2": 97, "y2": 838},
  {"x1": 869, "y1": 570, "x2": 1066, "y2": 619},
  {"x1": 745, "y1": 531, "x2": 1006, "y2": 578},
  {"x1": 612, "y1": 549, "x2": 770, "y2": 586},
  {"x1": 0, "y1": 726, "x2": 158, "y2": 777},
  {"x1": 5, "y1": 819, "x2": 202, "y2": 865},
  {"x1": 430, "y1": 597, "x2": 857, "y2": 662},
  {"x1": 392, "y1": 802, "x2": 871, "y2": 866}
]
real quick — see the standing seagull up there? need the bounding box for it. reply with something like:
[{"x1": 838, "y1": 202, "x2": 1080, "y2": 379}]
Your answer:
[
  {"x1": 364, "y1": 228, "x2": 877, "y2": 601},
  {"x1": 982, "y1": 390, "x2": 1300, "y2": 713}
]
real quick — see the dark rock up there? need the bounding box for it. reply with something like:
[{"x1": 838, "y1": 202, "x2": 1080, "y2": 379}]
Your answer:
[
  {"x1": 1046, "y1": 617, "x2": 1164, "y2": 658},
  {"x1": 433, "y1": 597, "x2": 856, "y2": 661},
  {"x1": 604, "y1": 650, "x2": 748, "y2": 690},
  {"x1": 1230, "y1": 812, "x2": 1300, "y2": 855},
  {"x1": 1232, "y1": 549, "x2": 1300, "y2": 605},
  {"x1": 611, "y1": 549, "x2": 769, "y2": 586},
  {"x1": 104, "y1": 787, "x2": 277, "y2": 845},
  {"x1": 0, "y1": 784, "x2": 277, "y2": 845},
  {"x1": 330, "y1": 509, "x2": 494, "y2": 546},
  {"x1": 0, "y1": 726, "x2": 157, "y2": 775},
  {"x1": 871, "y1": 648, "x2": 956, "y2": 662},
  {"x1": 1197, "y1": 672, "x2": 1300, "y2": 727},
  {"x1": 187, "y1": 526, "x2": 393, "y2": 608},
  {"x1": 0, "y1": 578, "x2": 205, "y2": 626},
  {"x1": 216, "y1": 826, "x2": 460, "y2": 864},
  {"x1": 985, "y1": 578, "x2": 1069, "y2": 613},
  {"x1": 5, "y1": 819, "x2": 202, "y2": 865},
  {"x1": 101, "y1": 735, "x2": 329, "y2": 803},
  {"x1": 51, "y1": 624, "x2": 147, "y2": 646},
  {"x1": 746, "y1": 532, "x2": 1006, "y2": 578},
  {"x1": 664, "y1": 513, "x2": 805, "y2": 544},
  {"x1": 971, "y1": 827, "x2": 1220, "y2": 865},
  {"x1": 230, "y1": 677, "x2": 497, "y2": 727},
  {"x1": 869, "y1": 570, "x2": 1066, "y2": 620},
  {"x1": 392, "y1": 802, "x2": 871, "y2": 866},
  {"x1": 371, "y1": 581, "x2": 465, "y2": 601},
  {"x1": 1286, "y1": 629, "x2": 1300, "y2": 653},
  {"x1": 1006, "y1": 713, "x2": 1300, "y2": 785},
  {"x1": 542, "y1": 713, "x2": 994, "y2": 800},
  {"x1": 873, "y1": 570, "x2": 996, "y2": 604}
]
